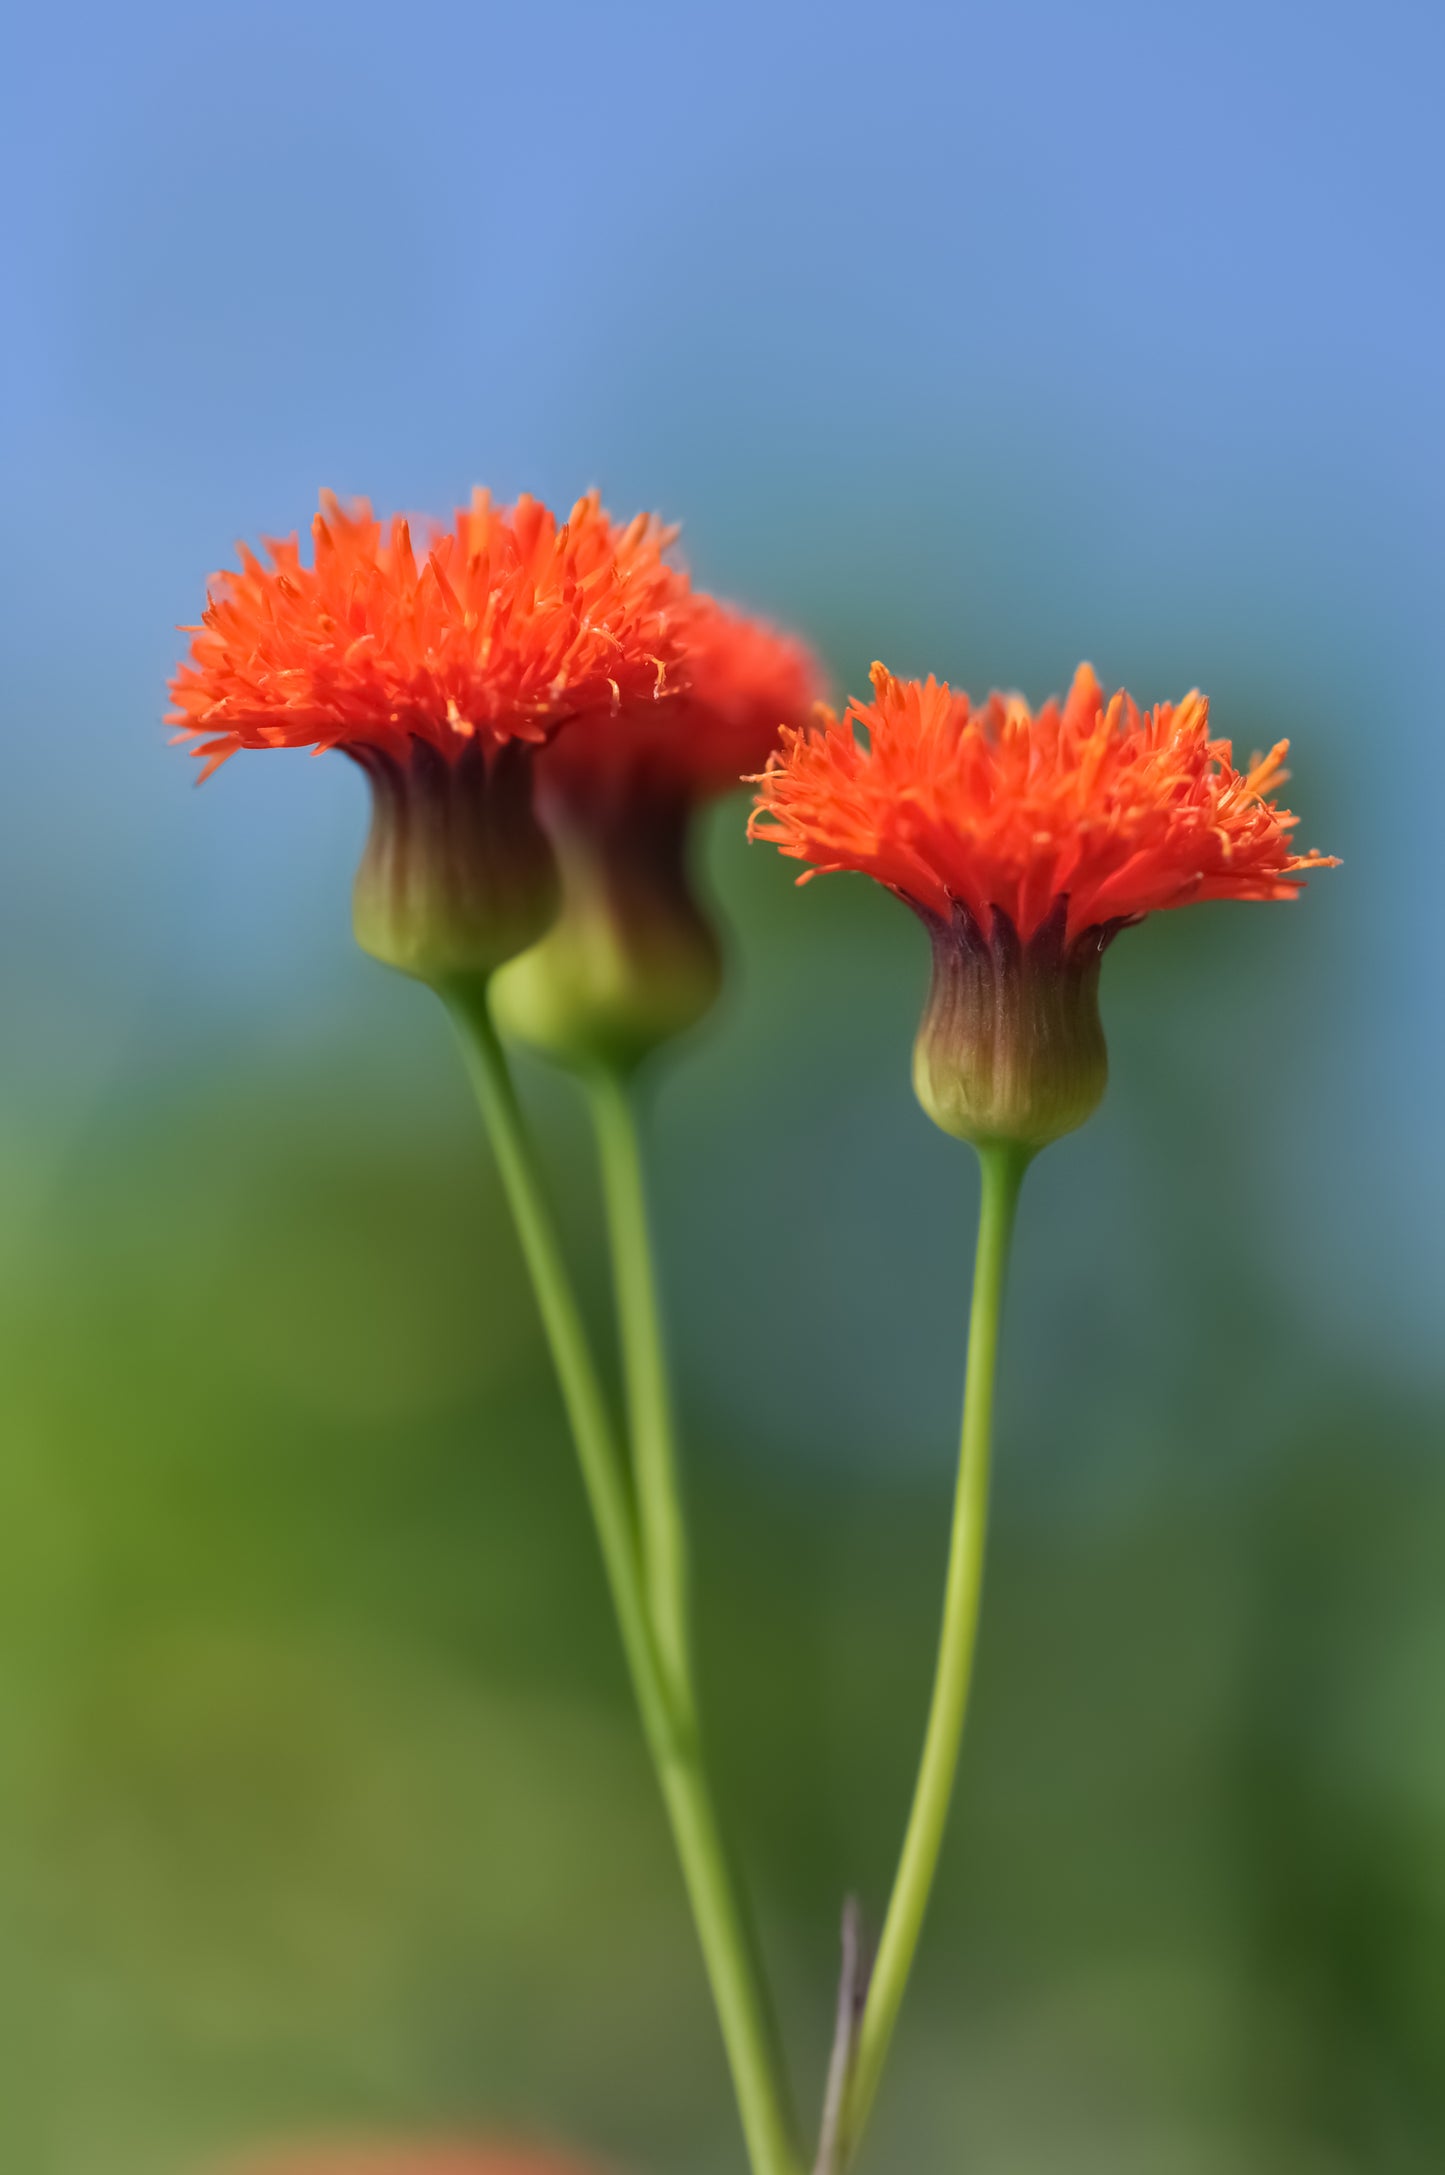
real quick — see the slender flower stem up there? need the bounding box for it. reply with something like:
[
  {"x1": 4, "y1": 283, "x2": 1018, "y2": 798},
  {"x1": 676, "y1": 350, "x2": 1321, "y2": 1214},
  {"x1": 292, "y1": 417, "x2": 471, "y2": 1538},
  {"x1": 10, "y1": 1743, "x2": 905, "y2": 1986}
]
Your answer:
[
  {"x1": 586, "y1": 1063, "x2": 693, "y2": 1706},
  {"x1": 442, "y1": 978, "x2": 802, "y2": 2175},
  {"x1": 840, "y1": 1141, "x2": 1030, "y2": 2163}
]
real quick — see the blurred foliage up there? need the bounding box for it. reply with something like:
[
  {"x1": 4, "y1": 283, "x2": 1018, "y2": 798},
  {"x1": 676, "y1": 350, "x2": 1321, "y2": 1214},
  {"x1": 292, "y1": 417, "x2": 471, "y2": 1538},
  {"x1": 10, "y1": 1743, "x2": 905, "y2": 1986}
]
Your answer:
[{"x1": 0, "y1": 815, "x2": 1441, "y2": 2175}]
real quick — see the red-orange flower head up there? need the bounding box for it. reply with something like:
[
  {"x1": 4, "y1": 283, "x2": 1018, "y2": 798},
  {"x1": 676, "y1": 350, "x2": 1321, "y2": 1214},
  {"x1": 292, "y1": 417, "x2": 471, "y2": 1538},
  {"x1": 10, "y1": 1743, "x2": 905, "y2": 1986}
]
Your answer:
[
  {"x1": 169, "y1": 490, "x2": 693, "y2": 986},
  {"x1": 750, "y1": 662, "x2": 1337, "y2": 1152},
  {"x1": 494, "y1": 596, "x2": 824, "y2": 1073},
  {"x1": 170, "y1": 490, "x2": 686, "y2": 775}
]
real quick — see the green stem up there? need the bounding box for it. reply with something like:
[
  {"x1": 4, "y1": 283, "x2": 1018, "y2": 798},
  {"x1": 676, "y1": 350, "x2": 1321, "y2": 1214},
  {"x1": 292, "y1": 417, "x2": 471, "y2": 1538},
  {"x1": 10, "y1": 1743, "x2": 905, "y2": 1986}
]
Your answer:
[
  {"x1": 840, "y1": 1141, "x2": 1029, "y2": 2162},
  {"x1": 587, "y1": 1064, "x2": 692, "y2": 1705},
  {"x1": 442, "y1": 979, "x2": 802, "y2": 2175}
]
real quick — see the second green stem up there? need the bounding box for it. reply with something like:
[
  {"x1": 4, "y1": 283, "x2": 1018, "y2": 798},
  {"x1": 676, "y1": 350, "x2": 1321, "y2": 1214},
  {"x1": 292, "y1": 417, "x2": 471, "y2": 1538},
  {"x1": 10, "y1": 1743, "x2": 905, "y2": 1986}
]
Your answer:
[
  {"x1": 588, "y1": 1066, "x2": 798, "y2": 2164},
  {"x1": 588, "y1": 1064, "x2": 693, "y2": 1708}
]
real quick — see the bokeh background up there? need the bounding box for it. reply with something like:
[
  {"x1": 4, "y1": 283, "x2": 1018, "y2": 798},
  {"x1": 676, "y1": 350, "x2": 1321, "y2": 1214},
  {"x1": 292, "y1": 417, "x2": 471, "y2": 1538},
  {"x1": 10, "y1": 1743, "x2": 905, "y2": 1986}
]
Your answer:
[{"x1": 4, "y1": 3, "x2": 1444, "y2": 2170}]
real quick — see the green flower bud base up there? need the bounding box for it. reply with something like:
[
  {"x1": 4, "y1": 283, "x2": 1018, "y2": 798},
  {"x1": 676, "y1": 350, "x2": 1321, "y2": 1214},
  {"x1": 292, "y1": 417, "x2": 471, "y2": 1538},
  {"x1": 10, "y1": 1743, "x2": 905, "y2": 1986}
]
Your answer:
[
  {"x1": 912, "y1": 900, "x2": 1120, "y2": 1152},
  {"x1": 350, "y1": 738, "x2": 559, "y2": 985},
  {"x1": 494, "y1": 791, "x2": 723, "y2": 1075}
]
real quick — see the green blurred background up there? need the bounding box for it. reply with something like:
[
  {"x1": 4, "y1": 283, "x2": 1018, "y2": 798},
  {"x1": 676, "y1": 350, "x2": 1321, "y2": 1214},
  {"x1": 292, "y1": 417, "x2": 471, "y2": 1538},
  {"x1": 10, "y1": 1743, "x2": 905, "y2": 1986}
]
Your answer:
[{"x1": 3, "y1": 3, "x2": 1443, "y2": 2171}]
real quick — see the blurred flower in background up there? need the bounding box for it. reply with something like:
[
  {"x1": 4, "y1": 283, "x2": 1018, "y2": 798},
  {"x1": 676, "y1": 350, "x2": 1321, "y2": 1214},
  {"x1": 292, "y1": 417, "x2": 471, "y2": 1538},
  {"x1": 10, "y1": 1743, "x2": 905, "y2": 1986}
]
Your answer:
[
  {"x1": 497, "y1": 598, "x2": 823, "y2": 1070},
  {"x1": 215, "y1": 2143, "x2": 612, "y2": 2175}
]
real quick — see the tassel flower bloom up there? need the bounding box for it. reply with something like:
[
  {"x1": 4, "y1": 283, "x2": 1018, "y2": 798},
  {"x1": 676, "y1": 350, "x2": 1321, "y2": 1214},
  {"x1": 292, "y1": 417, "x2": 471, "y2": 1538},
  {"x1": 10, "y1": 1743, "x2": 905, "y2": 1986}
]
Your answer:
[
  {"x1": 169, "y1": 491, "x2": 693, "y2": 985},
  {"x1": 751, "y1": 662, "x2": 1336, "y2": 1150},
  {"x1": 495, "y1": 597, "x2": 823, "y2": 1071},
  {"x1": 170, "y1": 490, "x2": 685, "y2": 776}
]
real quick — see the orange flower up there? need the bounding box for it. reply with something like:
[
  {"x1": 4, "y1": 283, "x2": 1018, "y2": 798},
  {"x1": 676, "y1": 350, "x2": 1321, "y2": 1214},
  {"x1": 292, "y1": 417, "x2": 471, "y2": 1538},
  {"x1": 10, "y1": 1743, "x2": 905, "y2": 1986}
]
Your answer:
[
  {"x1": 169, "y1": 490, "x2": 689, "y2": 779},
  {"x1": 751, "y1": 661, "x2": 1336, "y2": 1151},
  {"x1": 750, "y1": 661, "x2": 1336, "y2": 946},
  {"x1": 169, "y1": 488, "x2": 705, "y2": 985},
  {"x1": 542, "y1": 595, "x2": 823, "y2": 804}
]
